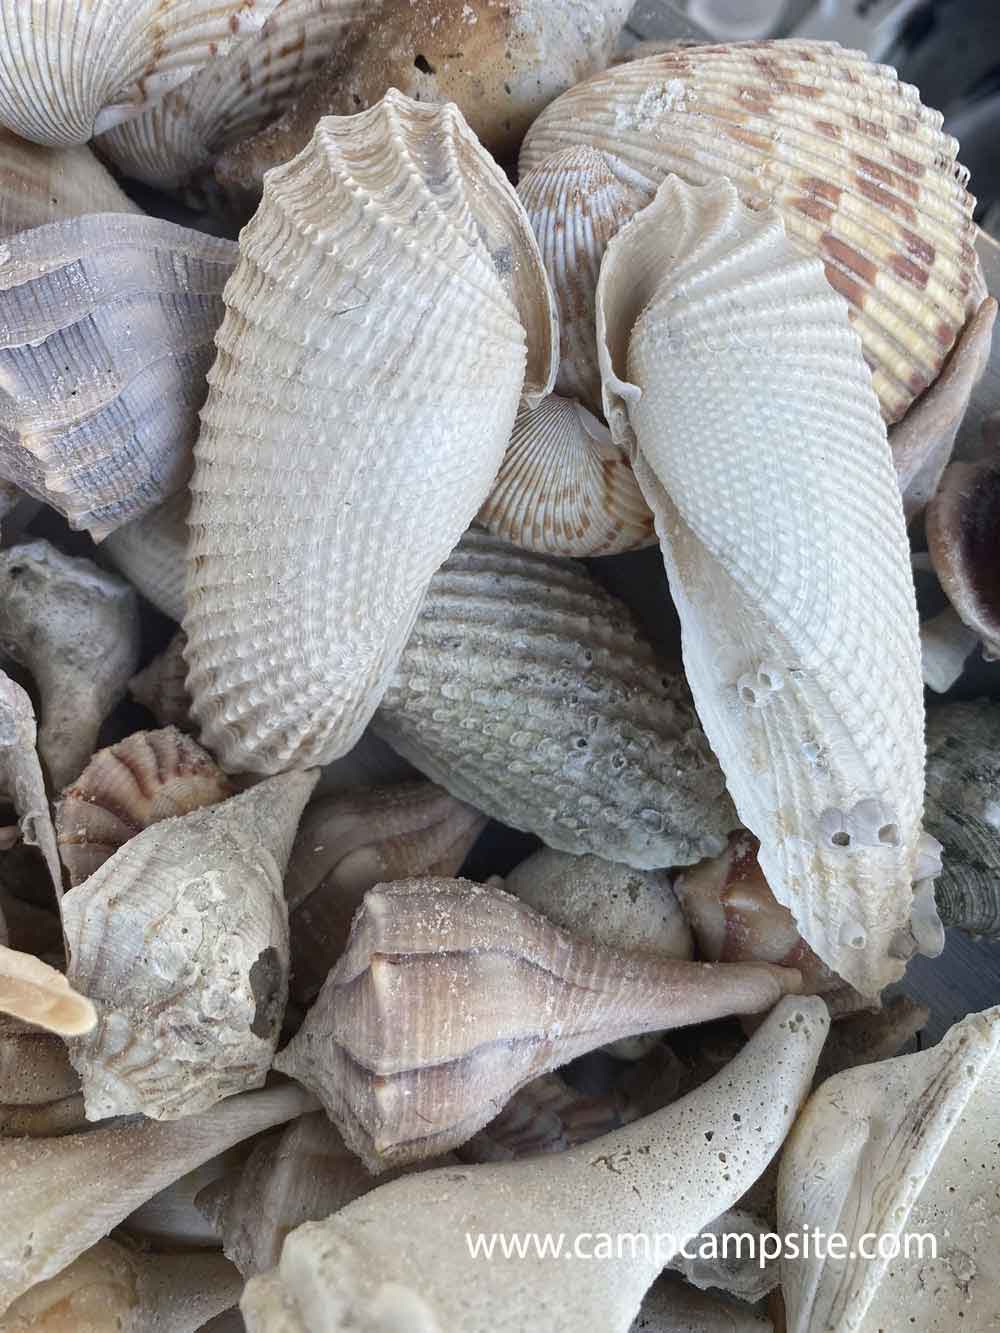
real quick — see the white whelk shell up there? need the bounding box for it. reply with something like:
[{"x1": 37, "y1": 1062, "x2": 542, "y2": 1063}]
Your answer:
[
  {"x1": 0, "y1": 542, "x2": 141, "y2": 793},
  {"x1": 130, "y1": 631, "x2": 193, "y2": 731},
  {"x1": 778, "y1": 1005, "x2": 1000, "y2": 1332},
  {"x1": 0, "y1": 947, "x2": 95, "y2": 1038},
  {"x1": 926, "y1": 457, "x2": 1000, "y2": 661},
  {"x1": 0, "y1": 130, "x2": 140, "y2": 239},
  {"x1": 244, "y1": 997, "x2": 828, "y2": 1333},
  {"x1": 0, "y1": 1082, "x2": 316, "y2": 1316},
  {"x1": 477, "y1": 394, "x2": 655, "y2": 556},
  {"x1": 0, "y1": 0, "x2": 279, "y2": 145},
  {"x1": 0, "y1": 216, "x2": 236, "y2": 539},
  {"x1": 597, "y1": 175, "x2": 927, "y2": 998},
  {"x1": 62, "y1": 770, "x2": 317, "y2": 1121},
  {"x1": 0, "y1": 672, "x2": 62, "y2": 899},
  {"x1": 102, "y1": 490, "x2": 189, "y2": 623},
  {"x1": 184, "y1": 91, "x2": 557, "y2": 774}
]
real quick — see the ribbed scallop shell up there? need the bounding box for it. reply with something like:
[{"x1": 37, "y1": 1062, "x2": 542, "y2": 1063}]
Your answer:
[
  {"x1": 373, "y1": 529, "x2": 737, "y2": 869},
  {"x1": 0, "y1": 0, "x2": 279, "y2": 146},
  {"x1": 926, "y1": 458, "x2": 1000, "y2": 660},
  {"x1": 477, "y1": 395, "x2": 654, "y2": 556},
  {"x1": 0, "y1": 130, "x2": 141, "y2": 239},
  {"x1": 597, "y1": 176, "x2": 927, "y2": 997},
  {"x1": 521, "y1": 39, "x2": 983, "y2": 423},
  {"x1": 56, "y1": 726, "x2": 234, "y2": 887},
  {"x1": 130, "y1": 632, "x2": 192, "y2": 731},
  {"x1": 517, "y1": 146, "x2": 651, "y2": 415},
  {"x1": 62, "y1": 770, "x2": 317, "y2": 1121},
  {"x1": 0, "y1": 215, "x2": 236, "y2": 540},
  {"x1": 103, "y1": 490, "x2": 189, "y2": 622},
  {"x1": 184, "y1": 91, "x2": 556, "y2": 775}
]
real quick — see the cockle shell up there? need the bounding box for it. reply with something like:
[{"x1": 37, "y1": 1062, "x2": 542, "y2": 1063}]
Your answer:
[
  {"x1": 597, "y1": 175, "x2": 930, "y2": 997},
  {"x1": 924, "y1": 700, "x2": 1000, "y2": 939},
  {"x1": 62, "y1": 770, "x2": 317, "y2": 1120},
  {"x1": 244, "y1": 996, "x2": 828, "y2": 1333},
  {"x1": 0, "y1": 672, "x2": 62, "y2": 899},
  {"x1": 0, "y1": 215, "x2": 236, "y2": 539},
  {"x1": 275, "y1": 877, "x2": 802, "y2": 1170},
  {"x1": 373, "y1": 529, "x2": 738, "y2": 869},
  {"x1": 0, "y1": 542, "x2": 140, "y2": 792},
  {"x1": 56, "y1": 726, "x2": 234, "y2": 887},
  {"x1": 102, "y1": 490, "x2": 189, "y2": 622},
  {"x1": 0, "y1": 0, "x2": 279, "y2": 145},
  {"x1": 778, "y1": 1004, "x2": 1000, "y2": 1332},
  {"x1": 522, "y1": 39, "x2": 984, "y2": 424},
  {"x1": 0, "y1": 947, "x2": 94, "y2": 1037},
  {"x1": 130, "y1": 631, "x2": 193, "y2": 731},
  {"x1": 285, "y1": 780, "x2": 487, "y2": 1004},
  {"x1": 184, "y1": 91, "x2": 557, "y2": 774},
  {"x1": 0, "y1": 1240, "x2": 242, "y2": 1333},
  {"x1": 0, "y1": 1082, "x2": 316, "y2": 1315},
  {"x1": 477, "y1": 394, "x2": 655, "y2": 556},
  {"x1": 214, "y1": 0, "x2": 633, "y2": 200},
  {"x1": 630, "y1": 1276, "x2": 771, "y2": 1332},
  {"x1": 0, "y1": 130, "x2": 140, "y2": 239},
  {"x1": 926, "y1": 458, "x2": 1000, "y2": 661}
]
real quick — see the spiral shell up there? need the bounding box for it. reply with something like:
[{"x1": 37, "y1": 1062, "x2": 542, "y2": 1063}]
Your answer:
[
  {"x1": 62, "y1": 770, "x2": 317, "y2": 1121},
  {"x1": 522, "y1": 39, "x2": 983, "y2": 424},
  {"x1": 477, "y1": 394, "x2": 655, "y2": 556},
  {"x1": 0, "y1": 0, "x2": 278, "y2": 146},
  {"x1": 926, "y1": 458, "x2": 1000, "y2": 661},
  {"x1": 103, "y1": 490, "x2": 189, "y2": 623},
  {"x1": 374, "y1": 529, "x2": 737, "y2": 869},
  {"x1": 597, "y1": 175, "x2": 928, "y2": 997},
  {"x1": 184, "y1": 91, "x2": 557, "y2": 775},
  {"x1": 56, "y1": 727, "x2": 234, "y2": 888},
  {"x1": 0, "y1": 130, "x2": 140, "y2": 239}
]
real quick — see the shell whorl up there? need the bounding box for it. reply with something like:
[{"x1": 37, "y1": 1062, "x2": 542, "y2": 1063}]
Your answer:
[
  {"x1": 184, "y1": 91, "x2": 556, "y2": 775},
  {"x1": 597, "y1": 174, "x2": 925, "y2": 997}
]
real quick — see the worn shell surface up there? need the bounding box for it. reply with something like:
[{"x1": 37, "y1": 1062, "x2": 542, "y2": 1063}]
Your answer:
[
  {"x1": 130, "y1": 631, "x2": 193, "y2": 731},
  {"x1": 522, "y1": 39, "x2": 983, "y2": 424},
  {"x1": 0, "y1": 1014, "x2": 79, "y2": 1108},
  {"x1": 926, "y1": 458, "x2": 1000, "y2": 660},
  {"x1": 56, "y1": 726, "x2": 234, "y2": 887},
  {"x1": 246, "y1": 997, "x2": 828, "y2": 1333},
  {"x1": 778, "y1": 1004, "x2": 1000, "y2": 1332},
  {"x1": 184, "y1": 92, "x2": 557, "y2": 775},
  {"x1": 597, "y1": 175, "x2": 929, "y2": 997},
  {"x1": 0, "y1": 130, "x2": 140, "y2": 239},
  {"x1": 477, "y1": 394, "x2": 655, "y2": 557},
  {"x1": 0, "y1": 671, "x2": 62, "y2": 899},
  {"x1": 62, "y1": 770, "x2": 317, "y2": 1121},
  {"x1": 0, "y1": 0, "x2": 278, "y2": 145},
  {"x1": 374, "y1": 529, "x2": 737, "y2": 869},
  {"x1": 0, "y1": 215, "x2": 236, "y2": 540},
  {"x1": 275, "y1": 877, "x2": 801, "y2": 1170},
  {"x1": 102, "y1": 490, "x2": 190, "y2": 623}
]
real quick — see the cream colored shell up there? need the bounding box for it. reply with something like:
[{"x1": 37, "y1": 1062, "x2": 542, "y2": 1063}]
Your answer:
[
  {"x1": 0, "y1": 130, "x2": 140, "y2": 239},
  {"x1": 0, "y1": 946, "x2": 96, "y2": 1037},
  {"x1": 522, "y1": 39, "x2": 983, "y2": 423},
  {"x1": 597, "y1": 175, "x2": 929, "y2": 997},
  {"x1": 184, "y1": 91, "x2": 557, "y2": 774},
  {"x1": 102, "y1": 490, "x2": 189, "y2": 623}
]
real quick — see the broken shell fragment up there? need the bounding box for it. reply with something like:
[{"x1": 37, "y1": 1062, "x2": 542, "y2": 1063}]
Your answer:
[
  {"x1": 285, "y1": 781, "x2": 487, "y2": 1005},
  {"x1": 130, "y1": 632, "x2": 193, "y2": 731},
  {"x1": 0, "y1": 945, "x2": 95, "y2": 1037},
  {"x1": 0, "y1": 130, "x2": 140, "y2": 239},
  {"x1": 0, "y1": 215, "x2": 236, "y2": 539},
  {"x1": 523, "y1": 39, "x2": 984, "y2": 424},
  {"x1": 275, "y1": 877, "x2": 802, "y2": 1170},
  {"x1": 0, "y1": 542, "x2": 141, "y2": 793},
  {"x1": 245, "y1": 996, "x2": 828, "y2": 1333},
  {"x1": 920, "y1": 604, "x2": 980, "y2": 693},
  {"x1": 926, "y1": 458, "x2": 1000, "y2": 661},
  {"x1": 102, "y1": 490, "x2": 190, "y2": 623},
  {"x1": 0, "y1": 672, "x2": 62, "y2": 899},
  {"x1": 56, "y1": 726, "x2": 234, "y2": 887},
  {"x1": 62, "y1": 770, "x2": 317, "y2": 1121},
  {"x1": 184, "y1": 91, "x2": 557, "y2": 774},
  {"x1": 374, "y1": 529, "x2": 737, "y2": 869},
  {"x1": 597, "y1": 175, "x2": 927, "y2": 997}
]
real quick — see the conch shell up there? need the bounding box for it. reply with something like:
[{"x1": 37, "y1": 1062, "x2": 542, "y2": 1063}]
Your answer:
[
  {"x1": 0, "y1": 946, "x2": 95, "y2": 1037},
  {"x1": 244, "y1": 996, "x2": 828, "y2": 1333},
  {"x1": 56, "y1": 726, "x2": 234, "y2": 887},
  {"x1": 0, "y1": 130, "x2": 140, "y2": 239},
  {"x1": 778, "y1": 1004, "x2": 1000, "y2": 1332},
  {"x1": 130, "y1": 632, "x2": 193, "y2": 731},
  {"x1": 374, "y1": 529, "x2": 737, "y2": 870},
  {"x1": 62, "y1": 770, "x2": 317, "y2": 1120},
  {"x1": 275, "y1": 876, "x2": 802, "y2": 1170},
  {"x1": 522, "y1": 39, "x2": 983, "y2": 424},
  {"x1": 102, "y1": 490, "x2": 189, "y2": 623},
  {"x1": 184, "y1": 91, "x2": 557, "y2": 774},
  {"x1": 0, "y1": 1082, "x2": 315, "y2": 1315},
  {"x1": 597, "y1": 175, "x2": 930, "y2": 997},
  {"x1": 0, "y1": 671, "x2": 62, "y2": 899},
  {"x1": 0, "y1": 0, "x2": 278, "y2": 145},
  {"x1": 926, "y1": 457, "x2": 1000, "y2": 661},
  {"x1": 284, "y1": 780, "x2": 487, "y2": 1004},
  {"x1": 0, "y1": 215, "x2": 236, "y2": 539}
]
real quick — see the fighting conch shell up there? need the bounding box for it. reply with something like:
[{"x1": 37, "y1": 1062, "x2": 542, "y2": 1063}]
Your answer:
[
  {"x1": 275, "y1": 877, "x2": 802, "y2": 1170},
  {"x1": 245, "y1": 996, "x2": 828, "y2": 1333},
  {"x1": 522, "y1": 39, "x2": 983, "y2": 424},
  {"x1": 0, "y1": 130, "x2": 140, "y2": 239},
  {"x1": 778, "y1": 1004, "x2": 1000, "y2": 1332},
  {"x1": 0, "y1": 946, "x2": 95, "y2": 1038},
  {"x1": 184, "y1": 90, "x2": 557, "y2": 774},
  {"x1": 62, "y1": 770, "x2": 317, "y2": 1121},
  {"x1": 597, "y1": 175, "x2": 931, "y2": 997}
]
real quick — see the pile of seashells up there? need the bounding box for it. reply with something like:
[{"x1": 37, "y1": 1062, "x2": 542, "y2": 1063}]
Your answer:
[{"x1": 1, "y1": 1, "x2": 999, "y2": 1330}]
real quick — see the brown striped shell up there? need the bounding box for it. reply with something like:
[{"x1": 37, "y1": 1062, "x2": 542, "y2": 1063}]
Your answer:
[{"x1": 520, "y1": 39, "x2": 984, "y2": 423}]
